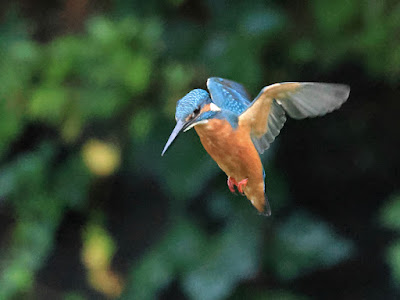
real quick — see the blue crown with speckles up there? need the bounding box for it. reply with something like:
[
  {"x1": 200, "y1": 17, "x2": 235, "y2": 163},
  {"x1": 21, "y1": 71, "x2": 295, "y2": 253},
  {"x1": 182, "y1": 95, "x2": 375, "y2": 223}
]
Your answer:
[{"x1": 175, "y1": 89, "x2": 211, "y2": 120}]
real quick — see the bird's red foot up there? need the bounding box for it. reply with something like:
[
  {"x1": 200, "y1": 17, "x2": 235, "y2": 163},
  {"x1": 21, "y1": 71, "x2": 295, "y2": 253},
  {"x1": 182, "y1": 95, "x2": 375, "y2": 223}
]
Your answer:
[
  {"x1": 237, "y1": 178, "x2": 248, "y2": 195},
  {"x1": 227, "y1": 176, "x2": 237, "y2": 193},
  {"x1": 227, "y1": 177, "x2": 248, "y2": 195}
]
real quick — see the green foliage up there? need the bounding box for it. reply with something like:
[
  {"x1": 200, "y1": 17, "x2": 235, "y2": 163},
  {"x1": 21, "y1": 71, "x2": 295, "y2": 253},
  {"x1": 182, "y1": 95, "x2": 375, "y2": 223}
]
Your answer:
[
  {"x1": 232, "y1": 288, "x2": 309, "y2": 300},
  {"x1": 380, "y1": 194, "x2": 400, "y2": 230},
  {"x1": 0, "y1": 9, "x2": 165, "y2": 300},
  {"x1": 386, "y1": 241, "x2": 400, "y2": 284},
  {"x1": 380, "y1": 194, "x2": 400, "y2": 286},
  {"x1": 270, "y1": 211, "x2": 354, "y2": 280},
  {"x1": 295, "y1": 0, "x2": 400, "y2": 79},
  {"x1": 64, "y1": 292, "x2": 88, "y2": 300},
  {"x1": 0, "y1": 0, "x2": 399, "y2": 299},
  {"x1": 124, "y1": 212, "x2": 265, "y2": 300},
  {"x1": 0, "y1": 144, "x2": 68, "y2": 298}
]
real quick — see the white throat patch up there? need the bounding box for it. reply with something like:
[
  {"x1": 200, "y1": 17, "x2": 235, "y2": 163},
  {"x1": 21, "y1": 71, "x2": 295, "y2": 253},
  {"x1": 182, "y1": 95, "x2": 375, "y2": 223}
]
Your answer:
[
  {"x1": 209, "y1": 103, "x2": 221, "y2": 112},
  {"x1": 183, "y1": 120, "x2": 209, "y2": 132}
]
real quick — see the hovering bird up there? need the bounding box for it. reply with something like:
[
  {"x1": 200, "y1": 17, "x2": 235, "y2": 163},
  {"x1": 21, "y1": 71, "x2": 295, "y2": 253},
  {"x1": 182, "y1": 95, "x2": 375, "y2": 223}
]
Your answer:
[{"x1": 162, "y1": 77, "x2": 350, "y2": 216}]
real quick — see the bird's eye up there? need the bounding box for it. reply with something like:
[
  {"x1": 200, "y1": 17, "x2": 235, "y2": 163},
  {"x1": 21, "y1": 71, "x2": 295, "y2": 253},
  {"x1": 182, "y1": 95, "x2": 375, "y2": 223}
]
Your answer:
[{"x1": 191, "y1": 107, "x2": 200, "y2": 119}]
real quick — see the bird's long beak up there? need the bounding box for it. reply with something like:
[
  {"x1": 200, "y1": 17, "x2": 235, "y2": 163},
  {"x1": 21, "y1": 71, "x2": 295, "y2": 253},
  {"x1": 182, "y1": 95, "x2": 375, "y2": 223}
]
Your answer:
[{"x1": 161, "y1": 120, "x2": 186, "y2": 156}]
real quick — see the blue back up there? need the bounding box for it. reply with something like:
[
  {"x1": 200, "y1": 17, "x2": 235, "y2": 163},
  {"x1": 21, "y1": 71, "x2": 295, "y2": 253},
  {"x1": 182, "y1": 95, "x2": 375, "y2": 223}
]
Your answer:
[
  {"x1": 206, "y1": 77, "x2": 266, "y2": 173},
  {"x1": 207, "y1": 77, "x2": 252, "y2": 115}
]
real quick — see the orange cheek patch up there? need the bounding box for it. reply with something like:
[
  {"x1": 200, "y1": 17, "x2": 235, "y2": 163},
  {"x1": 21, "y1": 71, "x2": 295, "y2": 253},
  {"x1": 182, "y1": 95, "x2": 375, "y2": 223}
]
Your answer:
[{"x1": 200, "y1": 104, "x2": 211, "y2": 114}]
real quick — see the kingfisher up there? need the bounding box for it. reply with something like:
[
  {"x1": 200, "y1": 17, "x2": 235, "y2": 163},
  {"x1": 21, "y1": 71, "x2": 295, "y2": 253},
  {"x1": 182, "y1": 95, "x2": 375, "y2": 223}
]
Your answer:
[{"x1": 162, "y1": 77, "x2": 350, "y2": 216}]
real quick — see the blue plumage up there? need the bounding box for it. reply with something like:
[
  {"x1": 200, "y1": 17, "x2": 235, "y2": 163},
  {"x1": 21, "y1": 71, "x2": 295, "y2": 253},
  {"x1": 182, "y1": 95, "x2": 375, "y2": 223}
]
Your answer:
[
  {"x1": 206, "y1": 77, "x2": 251, "y2": 115},
  {"x1": 173, "y1": 78, "x2": 249, "y2": 133},
  {"x1": 175, "y1": 89, "x2": 211, "y2": 120},
  {"x1": 175, "y1": 79, "x2": 252, "y2": 125}
]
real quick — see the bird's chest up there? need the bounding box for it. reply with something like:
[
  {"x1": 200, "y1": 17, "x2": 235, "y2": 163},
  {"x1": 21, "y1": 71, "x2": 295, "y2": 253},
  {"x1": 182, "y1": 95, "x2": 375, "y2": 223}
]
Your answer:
[{"x1": 194, "y1": 119, "x2": 254, "y2": 177}]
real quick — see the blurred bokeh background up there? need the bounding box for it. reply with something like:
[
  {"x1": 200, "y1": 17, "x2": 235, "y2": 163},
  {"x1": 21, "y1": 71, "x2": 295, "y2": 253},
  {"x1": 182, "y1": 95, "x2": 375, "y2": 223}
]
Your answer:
[{"x1": 0, "y1": 0, "x2": 399, "y2": 299}]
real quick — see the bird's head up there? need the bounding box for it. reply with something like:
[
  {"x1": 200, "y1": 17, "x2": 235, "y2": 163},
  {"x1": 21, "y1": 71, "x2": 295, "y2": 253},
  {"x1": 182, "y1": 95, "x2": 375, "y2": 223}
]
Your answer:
[{"x1": 162, "y1": 89, "x2": 221, "y2": 156}]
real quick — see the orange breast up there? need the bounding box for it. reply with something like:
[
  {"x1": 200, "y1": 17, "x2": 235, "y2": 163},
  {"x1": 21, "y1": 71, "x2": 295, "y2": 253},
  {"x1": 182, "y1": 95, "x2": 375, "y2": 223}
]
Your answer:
[{"x1": 194, "y1": 119, "x2": 267, "y2": 212}]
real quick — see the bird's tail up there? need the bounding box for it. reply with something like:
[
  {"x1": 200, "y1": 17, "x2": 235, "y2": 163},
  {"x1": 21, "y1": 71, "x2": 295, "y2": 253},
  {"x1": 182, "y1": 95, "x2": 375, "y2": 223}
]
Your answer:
[
  {"x1": 260, "y1": 194, "x2": 271, "y2": 216},
  {"x1": 245, "y1": 188, "x2": 271, "y2": 216}
]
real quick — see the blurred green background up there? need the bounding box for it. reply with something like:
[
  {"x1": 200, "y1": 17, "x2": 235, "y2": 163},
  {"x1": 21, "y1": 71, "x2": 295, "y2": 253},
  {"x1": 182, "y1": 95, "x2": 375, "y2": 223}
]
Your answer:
[{"x1": 0, "y1": 0, "x2": 399, "y2": 299}]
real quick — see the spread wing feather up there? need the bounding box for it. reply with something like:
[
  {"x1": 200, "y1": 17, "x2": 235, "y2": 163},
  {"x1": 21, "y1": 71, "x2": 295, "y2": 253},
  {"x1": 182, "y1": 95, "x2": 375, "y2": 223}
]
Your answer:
[
  {"x1": 240, "y1": 82, "x2": 350, "y2": 153},
  {"x1": 251, "y1": 99, "x2": 286, "y2": 153},
  {"x1": 276, "y1": 83, "x2": 350, "y2": 119}
]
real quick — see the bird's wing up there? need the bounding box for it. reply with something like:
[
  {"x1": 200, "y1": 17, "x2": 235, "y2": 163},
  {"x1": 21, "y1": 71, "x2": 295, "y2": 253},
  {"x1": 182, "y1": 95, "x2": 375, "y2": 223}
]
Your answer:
[
  {"x1": 239, "y1": 82, "x2": 350, "y2": 153},
  {"x1": 207, "y1": 77, "x2": 251, "y2": 115},
  {"x1": 250, "y1": 99, "x2": 287, "y2": 154}
]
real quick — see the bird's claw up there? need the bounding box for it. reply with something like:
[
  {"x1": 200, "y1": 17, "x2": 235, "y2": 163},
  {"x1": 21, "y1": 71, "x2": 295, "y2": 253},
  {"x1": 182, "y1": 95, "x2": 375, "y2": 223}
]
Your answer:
[
  {"x1": 227, "y1": 176, "x2": 248, "y2": 195},
  {"x1": 237, "y1": 178, "x2": 248, "y2": 195},
  {"x1": 227, "y1": 176, "x2": 237, "y2": 193}
]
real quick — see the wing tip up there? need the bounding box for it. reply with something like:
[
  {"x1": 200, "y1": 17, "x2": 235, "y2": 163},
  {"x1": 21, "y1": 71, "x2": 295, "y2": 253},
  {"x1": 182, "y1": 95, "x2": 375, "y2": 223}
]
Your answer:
[
  {"x1": 327, "y1": 84, "x2": 351, "y2": 112},
  {"x1": 286, "y1": 82, "x2": 351, "y2": 119},
  {"x1": 304, "y1": 82, "x2": 351, "y2": 99},
  {"x1": 340, "y1": 84, "x2": 351, "y2": 101}
]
